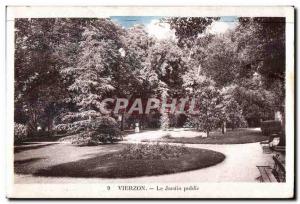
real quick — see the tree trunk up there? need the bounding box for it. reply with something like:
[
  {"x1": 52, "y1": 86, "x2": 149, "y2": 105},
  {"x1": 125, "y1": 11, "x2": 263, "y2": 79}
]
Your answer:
[
  {"x1": 206, "y1": 130, "x2": 209, "y2": 137},
  {"x1": 222, "y1": 121, "x2": 226, "y2": 134},
  {"x1": 141, "y1": 112, "x2": 146, "y2": 130},
  {"x1": 121, "y1": 112, "x2": 124, "y2": 131}
]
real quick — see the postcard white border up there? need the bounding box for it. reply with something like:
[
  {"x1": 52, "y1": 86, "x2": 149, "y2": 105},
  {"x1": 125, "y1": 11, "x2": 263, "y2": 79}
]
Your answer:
[{"x1": 6, "y1": 6, "x2": 295, "y2": 198}]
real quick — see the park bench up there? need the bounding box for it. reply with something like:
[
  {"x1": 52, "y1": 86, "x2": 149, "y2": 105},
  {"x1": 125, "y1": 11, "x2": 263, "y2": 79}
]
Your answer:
[
  {"x1": 272, "y1": 155, "x2": 286, "y2": 182},
  {"x1": 260, "y1": 134, "x2": 282, "y2": 154},
  {"x1": 272, "y1": 146, "x2": 285, "y2": 152},
  {"x1": 256, "y1": 166, "x2": 277, "y2": 182},
  {"x1": 256, "y1": 154, "x2": 285, "y2": 182}
]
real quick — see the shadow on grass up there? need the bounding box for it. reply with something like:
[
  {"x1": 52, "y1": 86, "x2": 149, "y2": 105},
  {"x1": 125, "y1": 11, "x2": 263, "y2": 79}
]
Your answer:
[
  {"x1": 155, "y1": 129, "x2": 269, "y2": 144},
  {"x1": 14, "y1": 157, "x2": 46, "y2": 165},
  {"x1": 14, "y1": 143, "x2": 56, "y2": 153},
  {"x1": 33, "y1": 148, "x2": 225, "y2": 178}
]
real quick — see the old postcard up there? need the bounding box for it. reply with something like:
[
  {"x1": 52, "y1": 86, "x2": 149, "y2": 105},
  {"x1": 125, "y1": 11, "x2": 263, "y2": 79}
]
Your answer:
[{"x1": 6, "y1": 6, "x2": 294, "y2": 199}]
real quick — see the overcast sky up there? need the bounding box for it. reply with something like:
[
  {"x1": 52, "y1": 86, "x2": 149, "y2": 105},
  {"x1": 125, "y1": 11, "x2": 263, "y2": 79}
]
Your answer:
[{"x1": 110, "y1": 16, "x2": 238, "y2": 40}]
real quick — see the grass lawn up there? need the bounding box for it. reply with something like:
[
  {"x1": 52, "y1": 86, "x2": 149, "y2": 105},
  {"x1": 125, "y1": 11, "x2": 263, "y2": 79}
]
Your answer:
[
  {"x1": 143, "y1": 128, "x2": 268, "y2": 144},
  {"x1": 15, "y1": 143, "x2": 225, "y2": 178}
]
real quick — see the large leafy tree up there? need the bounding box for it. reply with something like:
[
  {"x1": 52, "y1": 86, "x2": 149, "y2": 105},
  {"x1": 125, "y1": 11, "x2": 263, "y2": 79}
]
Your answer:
[
  {"x1": 111, "y1": 25, "x2": 159, "y2": 129},
  {"x1": 234, "y1": 17, "x2": 285, "y2": 111},
  {"x1": 202, "y1": 33, "x2": 239, "y2": 87},
  {"x1": 183, "y1": 67, "x2": 222, "y2": 137},
  {"x1": 235, "y1": 17, "x2": 285, "y2": 81},
  {"x1": 220, "y1": 85, "x2": 247, "y2": 132},
  {"x1": 148, "y1": 39, "x2": 187, "y2": 97},
  {"x1": 147, "y1": 39, "x2": 188, "y2": 128},
  {"x1": 15, "y1": 18, "x2": 68, "y2": 134},
  {"x1": 57, "y1": 19, "x2": 125, "y2": 134},
  {"x1": 121, "y1": 25, "x2": 159, "y2": 99}
]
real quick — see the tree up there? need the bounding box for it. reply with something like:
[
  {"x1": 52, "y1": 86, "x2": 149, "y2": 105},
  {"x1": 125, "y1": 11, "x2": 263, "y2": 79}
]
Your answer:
[
  {"x1": 236, "y1": 17, "x2": 285, "y2": 81},
  {"x1": 14, "y1": 17, "x2": 286, "y2": 142},
  {"x1": 114, "y1": 25, "x2": 160, "y2": 129},
  {"x1": 147, "y1": 39, "x2": 190, "y2": 128},
  {"x1": 196, "y1": 81, "x2": 222, "y2": 137},
  {"x1": 56, "y1": 19, "x2": 125, "y2": 143},
  {"x1": 148, "y1": 39, "x2": 187, "y2": 97},
  {"x1": 234, "y1": 17, "x2": 285, "y2": 110},
  {"x1": 15, "y1": 18, "x2": 68, "y2": 135},
  {"x1": 183, "y1": 67, "x2": 222, "y2": 137},
  {"x1": 202, "y1": 34, "x2": 239, "y2": 87},
  {"x1": 220, "y1": 86, "x2": 247, "y2": 132},
  {"x1": 165, "y1": 17, "x2": 219, "y2": 47},
  {"x1": 188, "y1": 17, "x2": 285, "y2": 129}
]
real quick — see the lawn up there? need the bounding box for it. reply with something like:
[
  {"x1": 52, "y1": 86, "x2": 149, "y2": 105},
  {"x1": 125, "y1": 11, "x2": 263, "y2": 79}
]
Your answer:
[
  {"x1": 142, "y1": 128, "x2": 268, "y2": 144},
  {"x1": 15, "y1": 143, "x2": 225, "y2": 178}
]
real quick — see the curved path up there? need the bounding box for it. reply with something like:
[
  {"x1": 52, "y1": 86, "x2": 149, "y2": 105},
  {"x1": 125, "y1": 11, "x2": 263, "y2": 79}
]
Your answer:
[{"x1": 14, "y1": 142, "x2": 275, "y2": 183}]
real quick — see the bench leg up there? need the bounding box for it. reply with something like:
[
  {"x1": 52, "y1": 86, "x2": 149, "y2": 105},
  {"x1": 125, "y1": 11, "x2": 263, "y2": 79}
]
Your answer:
[{"x1": 256, "y1": 176, "x2": 263, "y2": 182}]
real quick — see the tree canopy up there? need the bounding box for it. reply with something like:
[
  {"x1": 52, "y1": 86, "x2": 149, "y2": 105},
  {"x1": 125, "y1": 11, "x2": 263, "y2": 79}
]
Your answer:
[{"x1": 15, "y1": 17, "x2": 285, "y2": 138}]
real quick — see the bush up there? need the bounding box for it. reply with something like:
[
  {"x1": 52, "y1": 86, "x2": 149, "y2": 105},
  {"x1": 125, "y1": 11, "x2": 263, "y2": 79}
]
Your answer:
[
  {"x1": 183, "y1": 118, "x2": 196, "y2": 128},
  {"x1": 59, "y1": 116, "x2": 123, "y2": 145},
  {"x1": 117, "y1": 143, "x2": 190, "y2": 160},
  {"x1": 90, "y1": 117, "x2": 123, "y2": 143},
  {"x1": 14, "y1": 123, "x2": 28, "y2": 143},
  {"x1": 261, "y1": 120, "x2": 282, "y2": 136}
]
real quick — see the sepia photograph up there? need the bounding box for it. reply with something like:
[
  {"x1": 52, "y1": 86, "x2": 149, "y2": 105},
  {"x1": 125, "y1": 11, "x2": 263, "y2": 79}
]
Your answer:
[{"x1": 6, "y1": 6, "x2": 295, "y2": 199}]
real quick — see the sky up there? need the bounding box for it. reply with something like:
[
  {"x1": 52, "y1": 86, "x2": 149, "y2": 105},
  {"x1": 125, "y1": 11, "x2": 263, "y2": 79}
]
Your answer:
[{"x1": 110, "y1": 16, "x2": 238, "y2": 40}]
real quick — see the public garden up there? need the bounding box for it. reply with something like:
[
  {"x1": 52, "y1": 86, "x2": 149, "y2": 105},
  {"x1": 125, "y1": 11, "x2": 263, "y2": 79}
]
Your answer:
[{"x1": 14, "y1": 17, "x2": 285, "y2": 183}]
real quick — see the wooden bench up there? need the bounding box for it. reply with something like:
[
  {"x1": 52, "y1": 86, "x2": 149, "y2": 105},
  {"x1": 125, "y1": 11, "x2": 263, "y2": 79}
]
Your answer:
[
  {"x1": 260, "y1": 135, "x2": 283, "y2": 154},
  {"x1": 272, "y1": 155, "x2": 286, "y2": 182},
  {"x1": 256, "y1": 166, "x2": 278, "y2": 182},
  {"x1": 260, "y1": 141, "x2": 272, "y2": 154},
  {"x1": 272, "y1": 146, "x2": 286, "y2": 152}
]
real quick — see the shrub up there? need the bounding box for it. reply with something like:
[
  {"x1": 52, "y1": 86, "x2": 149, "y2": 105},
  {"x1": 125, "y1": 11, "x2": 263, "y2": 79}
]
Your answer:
[
  {"x1": 87, "y1": 117, "x2": 123, "y2": 144},
  {"x1": 14, "y1": 123, "x2": 28, "y2": 143},
  {"x1": 183, "y1": 117, "x2": 196, "y2": 128},
  {"x1": 117, "y1": 143, "x2": 189, "y2": 160},
  {"x1": 59, "y1": 116, "x2": 123, "y2": 145},
  {"x1": 261, "y1": 120, "x2": 282, "y2": 136}
]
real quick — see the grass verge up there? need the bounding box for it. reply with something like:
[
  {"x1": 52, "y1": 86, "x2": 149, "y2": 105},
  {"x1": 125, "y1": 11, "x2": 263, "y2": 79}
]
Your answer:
[{"x1": 142, "y1": 129, "x2": 268, "y2": 144}]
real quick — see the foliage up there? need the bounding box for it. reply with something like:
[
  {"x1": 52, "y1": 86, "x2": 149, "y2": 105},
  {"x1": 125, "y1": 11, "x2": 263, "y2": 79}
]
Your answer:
[
  {"x1": 165, "y1": 17, "x2": 219, "y2": 47},
  {"x1": 57, "y1": 117, "x2": 123, "y2": 145},
  {"x1": 202, "y1": 34, "x2": 239, "y2": 87},
  {"x1": 236, "y1": 17, "x2": 285, "y2": 81},
  {"x1": 196, "y1": 84, "x2": 222, "y2": 136},
  {"x1": 220, "y1": 86, "x2": 247, "y2": 129},
  {"x1": 234, "y1": 17, "x2": 285, "y2": 110},
  {"x1": 147, "y1": 39, "x2": 187, "y2": 97},
  {"x1": 56, "y1": 19, "x2": 126, "y2": 140},
  {"x1": 183, "y1": 71, "x2": 222, "y2": 136},
  {"x1": 14, "y1": 17, "x2": 286, "y2": 140},
  {"x1": 14, "y1": 123, "x2": 28, "y2": 143},
  {"x1": 15, "y1": 19, "x2": 68, "y2": 134},
  {"x1": 118, "y1": 143, "x2": 189, "y2": 160}
]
